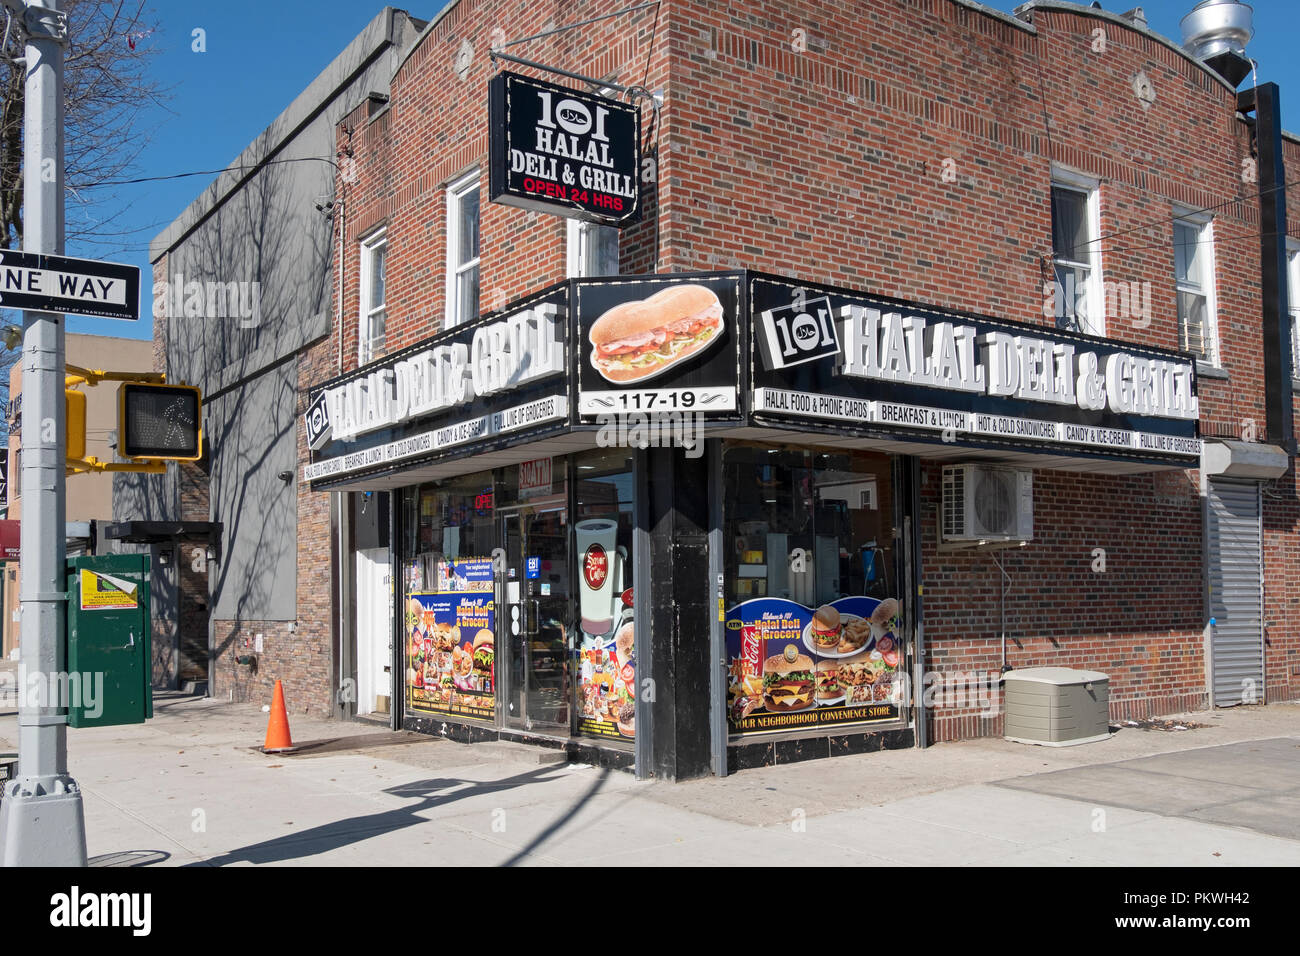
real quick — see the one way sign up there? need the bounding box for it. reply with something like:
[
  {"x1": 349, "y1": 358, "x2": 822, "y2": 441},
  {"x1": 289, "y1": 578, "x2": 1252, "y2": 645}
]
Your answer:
[{"x1": 0, "y1": 249, "x2": 140, "y2": 320}]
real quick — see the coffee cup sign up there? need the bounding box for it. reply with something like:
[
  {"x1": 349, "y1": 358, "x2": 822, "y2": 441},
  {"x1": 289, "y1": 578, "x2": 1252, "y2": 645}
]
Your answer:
[
  {"x1": 583, "y1": 543, "x2": 608, "y2": 591},
  {"x1": 576, "y1": 519, "x2": 622, "y2": 638}
]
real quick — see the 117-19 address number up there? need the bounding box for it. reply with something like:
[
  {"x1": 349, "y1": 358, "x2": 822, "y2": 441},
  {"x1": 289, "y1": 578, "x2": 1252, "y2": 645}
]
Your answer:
[{"x1": 608, "y1": 390, "x2": 701, "y2": 410}]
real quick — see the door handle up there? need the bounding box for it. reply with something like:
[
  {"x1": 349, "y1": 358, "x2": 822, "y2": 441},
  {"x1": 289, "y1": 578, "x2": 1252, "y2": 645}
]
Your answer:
[{"x1": 123, "y1": 631, "x2": 136, "y2": 649}]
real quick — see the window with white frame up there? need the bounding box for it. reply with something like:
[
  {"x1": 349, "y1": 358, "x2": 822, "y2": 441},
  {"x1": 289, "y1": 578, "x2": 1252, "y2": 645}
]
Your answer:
[
  {"x1": 445, "y1": 172, "x2": 480, "y2": 328},
  {"x1": 1173, "y1": 211, "x2": 1219, "y2": 365},
  {"x1": 1050, "y1": 171, "x2": 1104, "y2": 337},
  {"x1": 566, "y1": 219, "x2": 620, "y2": 277},
  {"x1": 1287, "y1": 239, "x2": 1300, "y2": 379},
  {"x1": 358, "y1": 228, "x2": 387, "y2": 365}
]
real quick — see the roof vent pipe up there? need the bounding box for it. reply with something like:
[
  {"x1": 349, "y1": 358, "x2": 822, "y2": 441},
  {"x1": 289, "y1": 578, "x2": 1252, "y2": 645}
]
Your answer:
[{"x1": 1180, "y1": 0, "x2": 1254, "y2": 87}]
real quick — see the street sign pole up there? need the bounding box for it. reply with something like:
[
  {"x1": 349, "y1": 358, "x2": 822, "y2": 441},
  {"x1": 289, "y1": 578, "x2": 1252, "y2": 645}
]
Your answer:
[{"x1": 0, "y1": 0, "x2": 87, "y2": 866}]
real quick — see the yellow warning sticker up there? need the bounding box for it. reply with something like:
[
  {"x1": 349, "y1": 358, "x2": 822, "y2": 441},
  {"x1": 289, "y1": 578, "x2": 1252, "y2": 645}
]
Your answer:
[{"x1": 79, "y1": 570, "x2": 139, "y2": 611}]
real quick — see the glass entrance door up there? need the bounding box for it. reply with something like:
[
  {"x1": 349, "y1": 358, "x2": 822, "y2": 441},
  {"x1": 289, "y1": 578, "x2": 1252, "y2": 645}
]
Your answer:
[{"x1": 500, "y1": 502, "x2": 571, "y2": 732}]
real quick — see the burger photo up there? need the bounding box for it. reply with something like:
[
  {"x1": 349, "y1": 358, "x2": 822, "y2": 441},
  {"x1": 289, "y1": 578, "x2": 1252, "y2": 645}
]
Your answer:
[
  {"x1": 589, "y1": 284, "x2": 725, "y2": 383},
  {"x1": 870, "y1": 597, "x2": 900, "y2": 636},
  {"x1": 616, "y1": 701, "x2": 635, "y2": 738},
  {"x1": 809, "y1": 604, "x2": 842, "y2": 651},
  {"x1": 762, "y1": 647, "x2": 815, "y2": 712},
  {"x1": 614, "y1": 622, "x2": 635, "y2": 670},
  {"x1": 472, "y1": 628, "x2": 494, "y2": 674},
  {"x1": 815, "y1": 659, "x2": 842, "y2": 703}
]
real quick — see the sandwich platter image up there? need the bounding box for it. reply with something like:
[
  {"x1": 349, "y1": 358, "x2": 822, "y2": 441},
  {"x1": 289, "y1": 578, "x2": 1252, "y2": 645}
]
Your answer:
[
  {"x1": 725, "y1": 595, "x2": 902, "y2": 735},
  {"x1": 802, "y1": 599, "x2": 901, "y2": 660},
  {"x1": 576, "y1": 275, "x2": 742, "y2": 417}
]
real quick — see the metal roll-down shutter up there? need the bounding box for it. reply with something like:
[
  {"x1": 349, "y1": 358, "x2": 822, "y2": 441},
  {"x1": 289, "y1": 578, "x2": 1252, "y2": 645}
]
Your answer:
[{"x1": 1206, "y1": 478, "x2": 1264, "y2": 706}]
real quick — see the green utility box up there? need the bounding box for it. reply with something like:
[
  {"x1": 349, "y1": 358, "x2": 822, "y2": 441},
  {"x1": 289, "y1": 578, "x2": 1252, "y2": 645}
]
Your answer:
[{"x1": 65, "y1": 554, "x2": 153, "y2": 728}]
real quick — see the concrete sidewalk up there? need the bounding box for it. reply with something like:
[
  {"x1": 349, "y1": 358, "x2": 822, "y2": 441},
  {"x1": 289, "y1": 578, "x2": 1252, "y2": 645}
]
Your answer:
[{"x1": 1, "y1": 688, "x2": 1298, "y2": 866}]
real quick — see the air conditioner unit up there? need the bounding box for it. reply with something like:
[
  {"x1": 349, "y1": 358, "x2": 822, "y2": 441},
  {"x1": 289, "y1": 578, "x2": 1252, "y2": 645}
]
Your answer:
[{"x1": 941, "y1": 464, "x2": 1033, "y2": 544}]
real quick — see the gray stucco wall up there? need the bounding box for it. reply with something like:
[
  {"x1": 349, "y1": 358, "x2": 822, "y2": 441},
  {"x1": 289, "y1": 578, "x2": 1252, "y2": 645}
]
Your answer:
[
  {"x1": 114, "y1": 8, "x2": 425, "y2": 624},
  {"x1": 205, "y1": 360, "x2": 298, "y2": 620}
]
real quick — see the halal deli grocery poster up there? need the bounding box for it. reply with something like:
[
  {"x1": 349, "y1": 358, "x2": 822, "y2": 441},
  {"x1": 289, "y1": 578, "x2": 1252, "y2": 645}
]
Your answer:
[
  {"x1": 575, "y1": 274, "x2": 742, "y2": 418},
  {"x1": 405, "y1": 558, "x2": 496, "y2": 721},
  {"x1": 726, "y1": 596, "x2": 902, "y2": 735}
]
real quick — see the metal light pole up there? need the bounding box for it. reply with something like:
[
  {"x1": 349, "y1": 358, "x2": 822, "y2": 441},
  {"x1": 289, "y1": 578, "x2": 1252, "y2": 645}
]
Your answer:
[{"x1": 0, "y1": 0, "x2": 86, "y2": 866}]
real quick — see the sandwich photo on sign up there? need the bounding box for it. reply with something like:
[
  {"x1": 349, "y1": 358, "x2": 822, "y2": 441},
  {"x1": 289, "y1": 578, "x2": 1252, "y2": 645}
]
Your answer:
[
  {"x1": 575, "y1": 274, "x2": 743, "y2": 418},
  {"x1": 589, "y1": 284, "x2": 725, "y2": 383}
]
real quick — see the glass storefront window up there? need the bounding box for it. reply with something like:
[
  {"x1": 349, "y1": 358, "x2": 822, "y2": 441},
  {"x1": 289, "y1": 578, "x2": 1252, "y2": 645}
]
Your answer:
[
  {"x1": 402, "y1": 471, "x2": 499, "y2": 724},
  {"x1": 397, "y1": 452, "x2": 638, "y2": 746},
  {"x1": 723, "y1": 442, "x2": 904, "y2": 738}
]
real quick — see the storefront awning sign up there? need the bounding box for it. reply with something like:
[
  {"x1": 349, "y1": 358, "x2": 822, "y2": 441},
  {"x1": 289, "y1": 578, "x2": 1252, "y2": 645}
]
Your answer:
[{"x1": 303, "y1": 271, "x2": 1203, "y2": 487}]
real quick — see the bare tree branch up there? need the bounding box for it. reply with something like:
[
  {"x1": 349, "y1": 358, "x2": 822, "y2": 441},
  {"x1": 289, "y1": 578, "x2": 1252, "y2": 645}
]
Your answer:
[{"x1": 0, "y1": 1, "x2": 168, "y2": 442}]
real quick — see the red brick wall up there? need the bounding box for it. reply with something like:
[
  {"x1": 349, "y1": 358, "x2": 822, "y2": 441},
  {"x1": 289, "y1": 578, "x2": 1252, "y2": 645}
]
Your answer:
[
  {"x1": 920, "y1": 463, "x2": 1207, "y2": 742},
  {"x1": 331, "y1": 0, "x2": 666, "y2": 367},
  {"x1": 294, "y1": 0, "x2": 1300, "y2": 737},
  {"x1": 1265, "y1": 134, "x2": 1300, "y2": 708}
]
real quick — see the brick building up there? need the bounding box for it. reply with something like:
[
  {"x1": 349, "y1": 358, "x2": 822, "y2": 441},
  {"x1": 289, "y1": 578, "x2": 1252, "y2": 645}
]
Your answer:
[{"x1": 147, "y1": 0, "x2": 1300, "y2": 779}]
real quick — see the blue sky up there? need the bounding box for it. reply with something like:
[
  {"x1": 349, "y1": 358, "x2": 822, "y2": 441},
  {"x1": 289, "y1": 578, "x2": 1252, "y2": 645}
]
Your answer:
[{"x1": 65, "y1": 0, "x2": 1300, "y2": 342}]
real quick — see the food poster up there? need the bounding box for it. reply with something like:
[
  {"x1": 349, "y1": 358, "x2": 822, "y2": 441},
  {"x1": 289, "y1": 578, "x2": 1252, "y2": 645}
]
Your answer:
[
  {"x1": 726, "y1": 595, "x2": 903, "y2": 735},
  {"x1": 578, "y1": 604, "x2": 635, "y2": 741},
  {"x1": 405, "y1": 557, "x2": 497, "y2": 721}
]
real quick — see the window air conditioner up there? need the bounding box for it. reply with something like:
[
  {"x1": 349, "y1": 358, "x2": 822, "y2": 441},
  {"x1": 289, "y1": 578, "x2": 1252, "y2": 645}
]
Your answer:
[{"x1": 941, "y1": 464, "x2": 1033, "y2": 544}]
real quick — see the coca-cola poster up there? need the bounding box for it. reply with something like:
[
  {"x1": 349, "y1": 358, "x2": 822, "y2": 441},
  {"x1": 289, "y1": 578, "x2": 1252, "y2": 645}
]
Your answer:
[{"x1": 725, "y1": 595, "x2": 902, "y2": 735}]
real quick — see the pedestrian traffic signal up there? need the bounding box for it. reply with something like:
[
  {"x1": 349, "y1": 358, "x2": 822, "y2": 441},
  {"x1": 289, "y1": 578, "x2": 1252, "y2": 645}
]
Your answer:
[{"x1": 118, "y1": 383, "x2": 202, "y2": 461}]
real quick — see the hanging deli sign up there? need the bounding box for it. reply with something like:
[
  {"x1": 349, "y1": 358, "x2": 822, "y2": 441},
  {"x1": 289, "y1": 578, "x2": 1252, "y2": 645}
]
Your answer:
[
  {"x1": 749, "y1": 275, "x2": 1201, "y2": 458},
  {"x1": 489, "y1": 71, "x2": 640, "y2": 226},
  {"x1": 575, "y1": 273, "x2": 743, "y2": 419},
  {"x1": 304, "y1": 289, "x2": 569, "y2": 483}
]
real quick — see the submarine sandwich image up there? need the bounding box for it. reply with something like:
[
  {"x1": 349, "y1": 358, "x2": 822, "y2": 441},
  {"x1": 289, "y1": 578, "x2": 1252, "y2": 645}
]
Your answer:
[{"x1": 589, "y1": 284, "x2": 725, "y2": 383}]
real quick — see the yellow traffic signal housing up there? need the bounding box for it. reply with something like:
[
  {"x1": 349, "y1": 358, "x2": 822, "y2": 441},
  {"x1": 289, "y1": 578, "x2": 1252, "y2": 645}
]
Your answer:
[
  {"x1": 66, "y1": 389, "x2": 87, "y2": 461},
  {"x1": 118, "y1": 383, "x2": 202, "y2": 461}
]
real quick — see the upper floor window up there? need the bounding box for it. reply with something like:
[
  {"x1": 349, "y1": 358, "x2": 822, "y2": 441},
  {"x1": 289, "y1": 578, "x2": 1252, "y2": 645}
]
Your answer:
[
  {"x1": 445, "y1": 171, "x2": 480, "y2": 328},
  {"x1": 358, "y1": 228, "x2": 387, "y2": 365},
  {"x1": 1287, "y1": 239, "x2": 1300, "y2": 379},
  {"x1": 566, "y1": 219, "x2": 620, "y2": 277},
  {"x1": 1050, "y1": 171, "x2": 1104, "y2": 337},
  {"x1": 1173, "y1": 211, "x2": 1218, "y2": 366}
]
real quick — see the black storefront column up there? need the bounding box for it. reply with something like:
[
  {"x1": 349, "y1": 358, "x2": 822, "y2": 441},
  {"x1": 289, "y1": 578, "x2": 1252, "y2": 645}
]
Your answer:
[{"x1": 641, "y1": 444, "x2": 714, "y2": 781}]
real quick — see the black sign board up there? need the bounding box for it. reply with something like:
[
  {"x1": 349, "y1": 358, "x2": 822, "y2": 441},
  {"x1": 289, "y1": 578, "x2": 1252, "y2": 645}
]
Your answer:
[
  {"x1": 0, "y1": 249, "x2": 140, "y2": 320},
  {"x1": 304, "y1": 392, "x2": 331, "y2": 452},
  {"x1": 489, "y1": 71, "x2": 640, "y2": 226},
  {"x1": 303, "y1": 284, "x2": 571, "y2": 485},
  {"x1": 748, "y1": 274, "x2": 1202, "y2": 459},
  {"x1": 575, "y1": 274, "x2": 743, "y2": 420}
]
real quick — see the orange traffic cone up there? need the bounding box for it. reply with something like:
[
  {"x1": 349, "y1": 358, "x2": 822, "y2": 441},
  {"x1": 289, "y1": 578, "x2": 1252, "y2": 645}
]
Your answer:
[{"x1": 263, "y1": 679, "x2": 296, "y2": 753}]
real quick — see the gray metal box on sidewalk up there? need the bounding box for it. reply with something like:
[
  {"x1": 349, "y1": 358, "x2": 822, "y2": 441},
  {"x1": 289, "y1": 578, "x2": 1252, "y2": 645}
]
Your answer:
[{"x1": 1003, "y1": 667, "x2": 1110, "y2": 746}]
